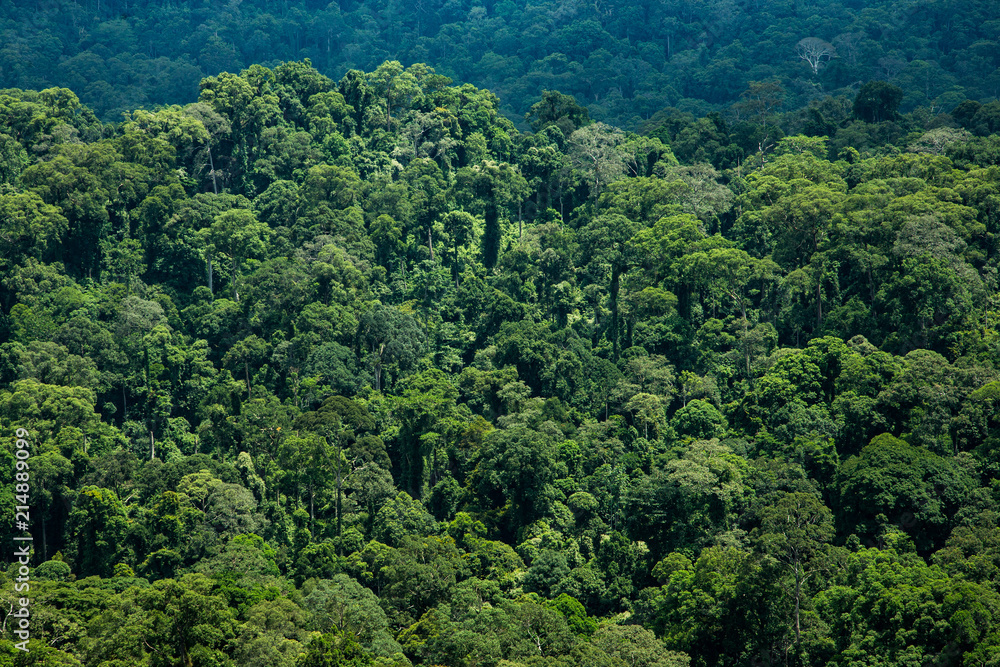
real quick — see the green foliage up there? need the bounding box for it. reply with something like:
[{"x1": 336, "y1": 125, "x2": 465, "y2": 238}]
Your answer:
[
  {"x1": 0, "y1": 49, "x2": 999, "y2": 667},
  {"x1": 838, "y1": 434, "x2": 976, "y2": 553},
  {"x1": 298, "y1": 628, "x2": 375, "y2": 667},
  {"x1": 853, "y1": 81, "x2": 905, "y2": 124},
  {"x1": 670, "y1": 400, "x2": 726, "y2": 440}
]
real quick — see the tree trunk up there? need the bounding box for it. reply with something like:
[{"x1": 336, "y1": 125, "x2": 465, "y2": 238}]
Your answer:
[
  {"x1": 374, "y1": 343, "x2": 385, "y2": 392},
  {"x1": 309, "y1": 484, "x2": 315, "y2": 536},
  {"x1": 336, "y1": 446, "x2": 343, "y2": 556},
  {"x1": 794, "y1": 559, "x2": 802, "y2": 646},
  {"x1": 610, "y1": 268, "x2": 622, "y2": 360},
  {"x1": 868, "y1": 267, "x2": 877, "y2": 316},
  {"x1": 386, "y1": 88, "x2": 392, "y2": 130},
  {"x1": 208, "y1": 146, "x2": 218, "y2": 195},
  {"x1": 745, "y1": 341, "x2": 751, "y2": 380},
  {"x1": 815, "y1": 278, "x2": 823, "y2": 330}
]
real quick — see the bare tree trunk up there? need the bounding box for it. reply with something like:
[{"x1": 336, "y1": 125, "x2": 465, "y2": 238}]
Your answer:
[
  {"x1": 208, "y1": 147, "x2": 218, "y2": 195},
  {"x1": 868, "y1": 267, "x2": 877, "y2": 316},
  {"x1": 610, "y1": 269, "x2": 622, "y2": 360},
  {"x1": 816, "y1": 279, "x2": 823, "y2": 330},
  {"x1": 1, "y1": 601, "x2": 12, "y2": 635},
  {"x1": 336, "y1": 444, "x2": 343, "y2": 556},
  {"x1": 794, "y1": 560, "x2": 802, "y2": 646}
]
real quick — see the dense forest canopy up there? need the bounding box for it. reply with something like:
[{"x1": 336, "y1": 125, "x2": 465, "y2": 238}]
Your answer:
[
  {"x1": 2, "y1": 3, "x2": 1000, "y2": 664},
  {"x1": 4, "y1": 0, "x2": 1000, "y2": 126}
]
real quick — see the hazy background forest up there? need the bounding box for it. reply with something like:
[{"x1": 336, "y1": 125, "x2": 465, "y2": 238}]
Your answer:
[
  {"x1": 4, "y1": 0, "x2": 1000, "y2": 126},
  {"x1": 3, "y1": 0, "x2": 1000, "y2": 666}
]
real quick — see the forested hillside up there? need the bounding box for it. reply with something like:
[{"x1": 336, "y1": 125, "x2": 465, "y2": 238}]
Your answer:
[
  {"x1": 3, "y1": 55, "x2": 1000, "y2": 666},
  {"x1": 4, "y1": 0, "x2": 1000, "y2": 126}
]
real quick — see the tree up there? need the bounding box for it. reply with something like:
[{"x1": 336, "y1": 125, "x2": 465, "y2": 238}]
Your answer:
[
  {"x1": 366, "y1": 60, "x2": 419, "y2": 130},
  {"x1": 197, "y1": 68, "x2": 282, "y2": 194},
  {"x1": 197, "y1": 208, "x2": 273, "y2": 301},
  {"x1": 66, "y1": 486, "x2": 132, "y2": 577},
  {"x1": 853, "y1": 81, "x2": 904, "y2": 123},
  {"x1": 453, "y1": 160, "x2": 528, "y2": 269},
  {"x1": 625, "y1": 392, "x2": 666, "y2": 440},
  {"x1": 401, "y1": 157, "x2": 449, "y2": 258},
  {"x1": 814, "y1": 538, "x2": 999, "y2": 666},
  {"x1": 627, "y1": 439, "x2": 750, "y2": 557},
  {"x1": 734, "y1": 80, "x2": 785, "y2": 122},
  {"x1": 19, "y1": 150, "x2": 114, "y2": 276},
  {"x1": 0, "y1": 192, "x2": 67, "y2": 272},
  {"x1": 796, "y1": 38, "x2": 837, "y2": 75},
  {"x1": 301, "y1": 574, "x2": 398, "y2": 649},
  {"x1": 390, "y1": 368, "x2": 460, "y2": 498},
  {"x1": 223, "y1": 335, "x2": 269, "y2": 396},
  {"x1": 143, "y1": 574, "x2": 238, "y2": 667},
  {"x1": 838, "y1": 434, "x2": 976, "y2": 553},
  {"x1": 591, "y1": 625, "x2": 690, "y2": 667},
  {"x1": 754, "y1": 492, "x2": 834, "y2": 649},
  {"x1": 0, "y1": 132, "x2": 29, "y2": 184},
  {"x1": 357, "y1": 303, "x2": 425, "y2": 392},
  {"x1": 278, "y1": 434, "x2": 335, "y2": 536},
  {"x1": 665, "y1": 163, "x2": 733, "y2": 225},
  {"x1": 568, "y1": 122, "x2": 626, "y2": 195},
  {"x1": 469, "y1": 425, "x2": 561, "y2": 540},
  {"x1": 580, "y1": 213, "x2": 640, "y2": 359},
  {"x1": 644, "y1": 546, "x2": 778, "y2": 665},
  {"x1": 670, "y1": 399, "x2": 726, "y2": 439},
  {"x1": 526, "y1": 89, "x2": 591, "y2": 136},
  {"x1": 233, "y1": 597, "x2": 308, "y2": 667},
  {"x1": 441, "y1": 210, "x2": 476, "y2": 276},
  {"x1": 373, "y1": 492, "x2": 437, "y2": 545}
]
